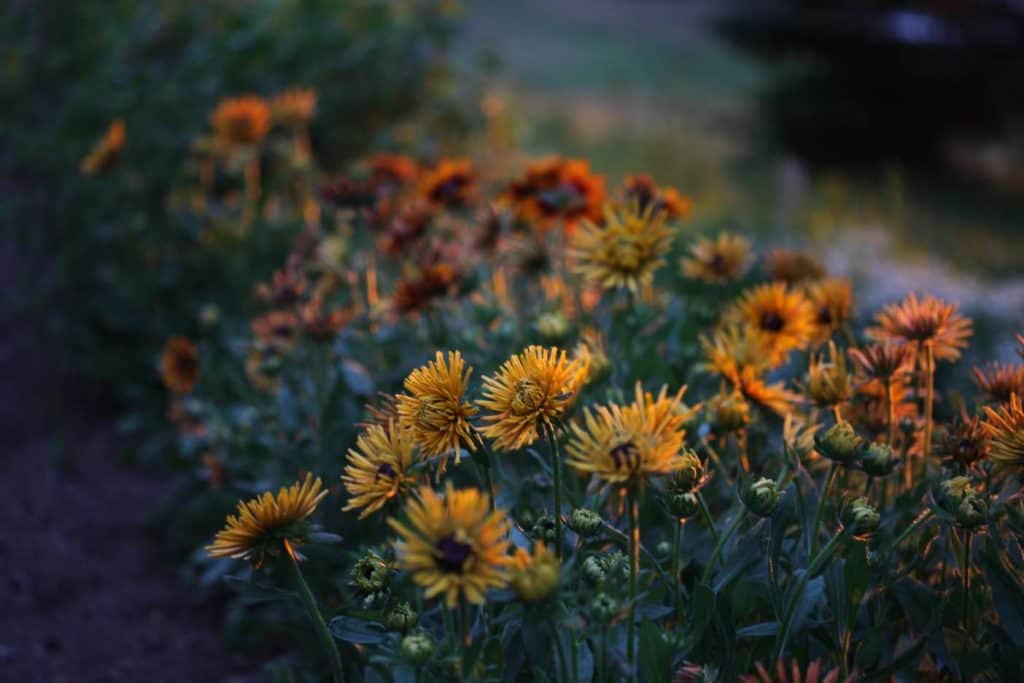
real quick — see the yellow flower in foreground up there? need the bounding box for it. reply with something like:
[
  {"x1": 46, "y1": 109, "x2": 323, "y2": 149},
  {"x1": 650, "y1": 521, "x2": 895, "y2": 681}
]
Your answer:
[
  {"x1": 681, "y1": 232, "x2": 751, "y2": 284},
  {"x1": 727, "y1": 282, "x2": 816, "y2": 362},
  {"x1": 389, "y1": 483, "x2": 510, "y2": 608},
  {"x1": 207, "y1": 474, "x2": 327, "y2": 565},
  {"x1": 396, "y1": 351, "x2": 478, "y2": 467},
  {"x1": 983, "y1": 394, "x2": 1024, "y2": 468},
  {"x1": 478, "y1": 346, "x2": 589, "y2": 451},
  {"x1": 342, "y1": 421, "x2": 417, "y2": 519},
  {"x1": 570, "y1": 202, "x2": 674, "y2": 292},
  {"x1": 510, "y1": 542, "x2": 560, "y2": 602},
  {"x1": 80, "y1": 119, "x2": 126, "y2": 175},
  {"x1": 566, "y1": 383, "x2": 688, "y2": 485}
]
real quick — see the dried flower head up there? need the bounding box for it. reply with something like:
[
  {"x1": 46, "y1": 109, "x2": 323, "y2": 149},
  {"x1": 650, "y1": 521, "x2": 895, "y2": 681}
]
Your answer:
[
  {"x1": 681, "y1": 232, "x2": 752, "y2": 284},
  {"x1": 868, "y1": 293, "x2": 973, "y2": 362},
  {"x1": 804, "y1": 342, "x2": 852, "y2": 408},
  {"x1": 763, "y1": 249, "x2": 826, "y2": 285},
  {"x1": 570, "y1": 202, "x2": 675, "y2": 293},
  {"x1": 848, "y1": 343, "x2": 913, "y2": 381},
  {"x1": 396, "y1": 351, "x2": 478, "y2": 467},
  {"x1": 419, "y1": 159, "x2": 475, "y2": 208},
  {"x1": 623, "y1": 174, "x2": 693, "y2": 219},
  {"x1": 342, "y1": 421, "x2": 417, "y2": 519},
  {"x1": 501, "y1": 157, "x2": 606, "y2": 229}
]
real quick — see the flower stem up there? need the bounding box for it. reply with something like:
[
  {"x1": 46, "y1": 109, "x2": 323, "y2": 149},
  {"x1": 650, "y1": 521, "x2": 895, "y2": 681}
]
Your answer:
[
  {"x1": 810, "y1": 462, "x2": 838, "y2": 556},
  {"x1": 702, "y1": 508, "x2": 746, "y2": 585},
  {"x1": 697, "y1": 491, "x2": 720, "y2": 545},
  {"x1": 287, "y1": 552, "x2": 345, "y2": 683},
  {"x1": 672, "y1": 517, "x2": 683, "y2": 623},
  {"x1": 772, "y1": 531, "x2": 844, "y2": 661},
  {"x1": 891, "y1": 509, "x2": 935, "y2": 549},
  {"x1": 626, "y1": 488, "x2": 640, "y2": 681},
  {"x1": 545, "y1": 422, "x2": 564, "y2": 558},
  {"x1": 885, "y1": 376, "x2": 896, "y2": 447},
  {"x1": 962, "y1": 530, "x2": 973, "y2": 631},
  {"x1": 922, "y1": 342, "x2": 935, "y2": 477}
]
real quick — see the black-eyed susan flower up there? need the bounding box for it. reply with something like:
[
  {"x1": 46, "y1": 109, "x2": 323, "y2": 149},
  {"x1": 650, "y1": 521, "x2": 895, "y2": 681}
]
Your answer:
[
  {"x1": 623, "y1": 174, "x2": 693, "y2": 219},
  {"x1": 983, "y1": 394, "x2": 1024, "y2": 467},
  {"x1": 388, "y1": 483, "x2": 510, "y2": 608},
  {"x1": 342, "y1": 421, "x2": 417, "y2": 519},
  {"x1": 805, "y1": 277, "x2": 853, "y2": 345},
  {"x1": 80, "y1": 119, "x2": 125, "y2": 175},
  {"x1": 501, "y1": 157, "x2": 606, "y2": 230},
  {"x1": 510, "y1": 542, "x2": 560, "y2": 602},
  {"x1": 726, "y1": 282, "x2": 816, "y2": 361},
  {"x1": 701, "y1": 324, "x2": 774, "y2": 379},
  {"x1": 160, "y1": 336, "x2": 199, "y2": 395},
  {"x1": 419, "y1": 159, "x2": 475, "y2": 208},
  {"x1": 392, "y1": 263, "x2": 461, "y2": 314},
  {"x1": 867, "y1": 293, "x2": 973, "y2": 362},
  {"x1": 207, "y1": 474, "x2": 327, "y2": 566},
  {"x1": 210, "y1": 95, "x2": 271, "y2": 146},
  {"x1": 681, "y1": 232, "x2": 751, "y2": 284},
  {"x1": 570, "y1": 202, "x2": 674, "y2": 293},
  {"x1": 735, "y1": 368, "x2": 798, "y2": 416},
  {"x1": 270, "y1": 88, "x2": 317, "y2": 129},
  {"x1": 935, "y1": 416, "x2": 989, "y2": 470},
  {"x1": 396, "y1": 351, "x2": 477, "y2": 467},
  {"x1": 478, "y1": 345, "x2": 589, "y2": 451},
  {"x1": 972, "y1": 362, "x2": 1024, "y2": 404},
  {"x1": 763, "y1": 248, "x2": 826, "y2": 285}
]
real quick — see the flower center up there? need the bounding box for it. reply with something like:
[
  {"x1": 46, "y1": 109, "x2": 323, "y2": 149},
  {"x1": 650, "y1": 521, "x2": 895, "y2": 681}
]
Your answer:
[
  {"x1": 436, "y1": 534, "x2": 473, "y2": 573},
  {"x1": 376, "y1": 463, "x2": 397, "y2": 478},
  {"x1": 510, "y1": 378, "x2": 545, "y2": 416},
  {"x1": 415, "y1": 398, "x2": 452, "y2": 430},
  {"x1": 760, "y1": 311, "x2": 785, "y2": 332},
  {"x1": 817, "y1": 306, "x2": 833, "y2": 326},
  {"x1": 609, "y1": 441, "x2": 640, "y2": 472},
  {"x1": 709, "y1": 252, "x2": 727, "y2": 274}
]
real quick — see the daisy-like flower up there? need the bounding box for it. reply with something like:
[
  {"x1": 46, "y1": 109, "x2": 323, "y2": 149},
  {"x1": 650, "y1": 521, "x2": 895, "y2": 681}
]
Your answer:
[
  {"x1": 80, "y1": 119, "x2": 126, "y2": 175},
  {"x1": 726, "y1": 282, "x2": 816, "y2": 362},
  {"x1": 680, "y1": 232, "x2": 752, "y2": 284},
  {"x1": 342, "y1": 421, "x2": 417, "y2": 519},
  {"x1": 478, "y1": 346, "x2": 589, "y2": 451},
  {"x1": 388, "y1": 483, "x2": 510, "y2": 608},
  {"x1": 396, "y1": 351, "x2": 478, "y2": 467},
  {"x1": 741, "y1": 659, "x2": 844, "y2": 683},
  {"x1": 763, "y1": 249, "x2": 826, "y2": 285},
  {"x1": 867, "y1": 293, "x2": 973, "y2": 362},
  {"x1": 160, "y1": 336, "x2": 199, "y2": 394},
  {"x1": 983, "y1": 394, "x2": 1024, "y2": 467},
  {"x1": 570, "y1": 202, "x2": 675, "y2": 293},
  {"x1": 566, "y1": 383, "x2": 688, "y2": 485},
  {"x1": 734, "y1": 367, "x2": 798, "y2": 416},
  {"x1": 805, "y1": 277, "x2": 853, "y2": 345},
  {"x1": 419, "y1": 159, "x2": 475, "y2": 208},
  {"x1": 510, "y1": 542, "x2": 560, "y2": 602},
  {"x1": 366, "y1": 153, "x2": 421, "y2": 189},
  {"x1": 270, "y1": 88, "x2": 316, "y2": 129},
  {"x1": 501, "y1": 157, "x2": 606, "y2": 230},
  {"x1": 623, "y1": 174, "x2": 693, "y2": 219},
  {"x1": 972, "y1": 362, "x2": 1024, "y2": 404},
  {"x1": 848, "y1": 343, "x2": 914, "y2": 381},
  {"x1": 210, "y1": 95, "x2": 271, "y2": 146},
  {"x1": 936, "y1": 416, "x2": 989, "y2": 470},
  {"x1": 251, "y1": 310, "x2": 300, "y2": 350},
  {"x1": 699, "y1": 326, "x2": 796, "y2": 415},
  {"x1": 207, "y1": 473, "x2": 328, "y2": 566},
  {"x1": 393, "y1": 263, "x2": 461, "y2": 314}
]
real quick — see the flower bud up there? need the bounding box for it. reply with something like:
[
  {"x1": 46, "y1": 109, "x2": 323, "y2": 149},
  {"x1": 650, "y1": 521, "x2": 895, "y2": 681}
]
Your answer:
[
  {"x1": 531, "y1": 514, "x2": 557, "y2": 542},
  {"x1": 937, "y1": 476, "x2": 974, "y2": 513},
  {"x1": 805, "y1": 343, "x2": 852, "y2": 408},
  {"x1": 199, "y1": 303, "x2": 221, "y2": 328},
  {"x1": 707, "y1": 392, "x2": 750, "y2": 434},
  {"x1": 858, "y1": 442, "x2": 899, "y2": 477},
  {"x1": 742, "y1": 477, "x2": 780, "y2": 517},
  {"x1": 399, "y1": 632, "x2": 434, "y2": 664},
  {"x1": 841, "y1": 497, "x2": 880, "y2": 538},
  {"x1": 814, "y1": 421, "x2": 862, "y2": 465},
  {"x1": 511, "y1": 543, "x2": 560, "y2": 602},
  {"x1": 955, "y1": 494, "x2": 988, "y2": 529},
  {"x1": 385, "y1": 602, "x2": 417, "y2": 633},
  {"x1": 535, "y1": 311, "x2": 569, "y2": 340},
  {"x1": 667, "y1": 491, "x2": 700, "y2": 519},
  {"x1": 672, "y1": 450, "x2": 704, "y2": 492},
  {"x1": 565, "y1": 508, "x2": 603, "y2": 537},
  {"x1": 656, "y1": 541, "x2": 672, "y2": 556},
  {"x1": 589, "y1": 592, "x2": 619, "y2": 621},
  {"x1": 351, "y1": 551, "x2": 390, "y2": 596},
  {"x1": 936, "y1": 476, "x2": 988, "y2": 529},
  {"x1": 581, "y1": 555, "x2": 606, "y2": 583}
]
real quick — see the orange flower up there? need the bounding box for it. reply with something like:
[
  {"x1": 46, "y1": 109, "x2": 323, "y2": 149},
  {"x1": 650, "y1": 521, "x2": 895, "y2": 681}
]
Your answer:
[
  {"x1": 500, "y1": 157, "x2": 605, "y2": 230},
  {"x1": 419, "y1": 159, "x2": 475, "y2": 208},
  {"x1": 210, "y1": 95, "x2": 271, "y2": 146},
  {"x1": 393, "y1": 263, "x2": 461, "y2": 314},
  {"x1": 764, "y1": 249, "x2": 826, "y2": 285},
  {"x1": 160, "y1": 336, "x2": 199, "y2": 394},
  {"x1": 867, "y1": 293, "x2": 972, "y2": 362},
  {"x1": 727, "y1": 282, "x2": 816, "y2": 362},
  {"x1": 681, "y1": 232, "x2": 751, "y2": 284},
  {"x1": 251, "y1": 310, "x2": 300, "y2": 349},
  {"x1": 623, "y1": 174, "x2": 693, "y2": 219},
  {"x1": 804, "y1": 277, "x2": 853, "y2": 345},
  {"x1": 848, "y1": 343, "x2": 913, "y2": 381},
  {"x1": 972, "y1": 362, "x2": 1024, "y2": 404},
  {"x1": 366, "y1": 153, "x2": 421, "y2": 189},
  {"x1": 80, "y1": 119, "x2": 126, "y2": 175}
]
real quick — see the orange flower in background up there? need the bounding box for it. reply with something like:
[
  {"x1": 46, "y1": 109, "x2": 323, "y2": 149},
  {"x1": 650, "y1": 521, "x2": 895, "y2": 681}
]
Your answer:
[
  {"x1": 300, "y1": 296, "x2": 351, "y2": 341},
  {"x1": 160, "y1": 336, "x2": 199, "y2": 394},
  {"x1": 393, "y1": 262, "x2": 461, "y2": 314},
  {"x1": 251, "y1": 310, "x2": 300, "y2": 349},
  {"x1": 805, "y1": 277, "x2": 853, "y2": 345},
  {"x1": 735, "y1": 366, "x2": 798, "y2": 416},
  {"x1": 210, "y1": 95, "x2": 271, "y2": 146},
  {"x1": 681, "y1": 232, "x2": 751, "y2": 284},
  {"x1": 379, "y1": 201, "x2": 433, "y2": 256},
  {"x1": 936, "y1": 415, "x2": 989, "y2": 469},
  {"x1": 867, "y1": 293, "x2": 973, "y2": 362},
  {"x1": 419, "y1": 158, "x2": 475, "y2": 208},
  {"x1": 256, "y1": 268, "x2": 308, "y2": 307},
  {"x1": 366, "y1": 153, "x2": 421, "y2": 188},
  {"x1": 727, "y1": 282, "x2": 816, "y2": 362},
  {"x1": 848, "y1": 343, "x2": 913, "y2": 382},
  {"x1": 846, "y1": 376, "x2": 916, "y2": 438},
  {"x1": 270, "y1": 88, "x2": 316, "y2": 128},
  {"x1": 972, "y1": 362, "x2": 1024, "y2": 404},
  {"x1": 701, "y1": 324, "x2": 774, "y2": 380},
  {"x1": 623, "y1": 174, "x2": 693, "y2": 219},
  {"x1": 764, "y1": 248, "x2": 826, "y2": 285},
  {"x1": 500, "y1": 157, "x2": 605, "y2": 230},
  {"x1": 80, "y1": 119, "x2": 126, "y2": 175}
]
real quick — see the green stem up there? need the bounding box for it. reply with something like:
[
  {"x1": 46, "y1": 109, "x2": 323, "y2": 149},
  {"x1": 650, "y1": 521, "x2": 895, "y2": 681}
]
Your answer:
[
  {"x1": 962, "y1": 531, "x2": 973, "y2": 631},
  {"x1": 863, "y1": 475, "x2": 874, "y2": 498},
  {"x1": 287, "y1": 552, "x2": 345, "y2": 683},
  {"x1": 922, "y1": 343, "x2": 935, "y2": 477},
  {"x1": 772, "y1": 532, "x2": 844, "y2": 661},
  {"x1": 626, "y1": 488, "x2": 639, "y2": 681},
  {"x1": 549, "y1": 621, "x2": 569, "y2": 683},
  {"x1": 545, "y1": 422, "x2": 564, "y2": 558},
  {"x1": 702, "y1": 508, "x2": 746, "y2": 585},
  {"x1": 672, "y1": 517, "x2": 683, "y2": 623},
  {"x1": 810, "y1": 462, "x2": 838, "y2": 555},
  {"x1": 697, "y1": 491, "x2": 721, "y2": 545},
  {"x1": 885, "y1": 376, "x2": 896, "y2": 448},
  {"x1": 891, "y1": 509, "x2": 935, "y2": 549},
  {"x1": 598, "y1": 624, "x2": 608, "y2": 683}
]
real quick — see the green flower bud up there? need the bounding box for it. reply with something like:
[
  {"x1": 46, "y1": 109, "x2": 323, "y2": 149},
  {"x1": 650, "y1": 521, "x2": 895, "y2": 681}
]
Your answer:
[
  {"x1": 199, "y1": 303, "x2": 221, "y2": 328},
  {"x1": 599, "y1": 551, "x2": 630, "y2": 580},
  {"x1": 937, "y1": 476, "x2": 975, "y2": 514},
  {"x1": 742, "y1": 477, "x2": 780, "y2": 517},
  {"x1": 351, "y1": 551, "x2": 390, "y2": 595},
  {"x1": 672, "y1": 449, "x2": 705, "y2": 492},
  {"x1": 581, "y1": 555, "x2": 607, "y2": 583},
  {"x1": 385, "y1": 602, "x2": 417, "y2": 633},
  {"x1": 531, "y1": 514, "x2": 557, "y2": 542},
  {"x1": 707, "y1": 392, "x2": 750, "y2": 434},
  {"x1": 399, "y1": 632, "x2": 434, "y2": 664},
  {"x1": 858, "y1": 442, "x2": 899, "y2": 477},
  {"x1": 842, "y1": 497, "x2": 880, "y2": 538},
  {"x1": 667, "y1": 491, "x2": 700, "y2": 519},
  {"x1": 955, "y1": 494, "x2": 988, "y2": 529},
  {"x1": 656, "y1": 541, "x2": 672, "y2": 556},
  {"x1": 814, "y1": 421, "x2": 862, "y2": 465},
  {"x1": 589, "y1": 592, "x2": 619, "y2": 621},
  {"x1": 535, "y1": 311, "x2": 570, "y2": 340},
  {"x1": 565, "y1": 508, "x2": 603, "y2": 537}
]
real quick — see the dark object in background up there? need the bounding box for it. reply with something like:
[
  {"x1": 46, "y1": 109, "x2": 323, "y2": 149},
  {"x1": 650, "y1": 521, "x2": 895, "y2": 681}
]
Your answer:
[{"x1": 717, "y1": 1, "x2": 1024, "y2": 165}]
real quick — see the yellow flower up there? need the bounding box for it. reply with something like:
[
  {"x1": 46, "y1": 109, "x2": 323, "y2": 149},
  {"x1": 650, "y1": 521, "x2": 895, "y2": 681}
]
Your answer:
[
  {"x1": 80, "y1": 119, "x2": 126, "y2": 175},
  {"x1": 570, "y1": 202, "x2": 674, "y2": 293},
  {"x1": 805, "y1": 277, "x2": 853, "y2": 345},
  {"x1": 733, "y1": 366, "x2": 797, "y2": 417},
  {"x1": 478, "y1": 346, "x2": 589, "y2": 451},
  {"x1": 566, "y1": 383, "x2": 688, "y2": 485},
  {"x1": 510, "y1": 542, "x2": 560, "y2": 602},
  {"x1": 160, "y1": 336, "x2": 199, "y2": 394},
  {"x1": 207, "y1": 474, "x2": 327, "y2": 566},
  {"x1": 726, "y1": 282, "x2": 816, "y2": 362},
  {"x1": 681, "y1": 232, "x2": 752, "y2": 284},
  {"x1": 867, "y1": 293, "x2": 973, "y2": 362},
  {"x1": 342, "y1": 421, "x2": 417, "y2": 519},
  {"x1": 700, "y1": 324, "x2": 774, "y2": 379},
  {"x1": 396, "y1": 351, "x2": 478, "y2": 468},
  {"x1": 804, "y1": 341, "x2": 852, "y2": 408},
  {"x1": 419, "y1": 158, "x2": 475, "y2": 208},
  {"x1": 389, "y1": 483, "x2": 510, "y2": 608},
  {"x1": 983, "y1": 394, "x2": 1024, "y2": 468},
  {"x1": 210, "y1": 95, "x2": 271, "y2": 146},
  {"x1": 763, "y1": 248, "x2": 825, "y2": 285}
]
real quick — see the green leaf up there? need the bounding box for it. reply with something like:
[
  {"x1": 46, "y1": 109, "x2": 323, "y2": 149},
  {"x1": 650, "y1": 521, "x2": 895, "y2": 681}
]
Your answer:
[
  {"x1": 638, "y1": 619, "x2": 672, "y2": 682},
  {"x1": 979, "y1": 536, "x2": 1024, "y2": 649},
  {"x1": 843, "y1": 540, "x2": 870, "y2": 631},
  {"x1": 329, "y1": 615, "x2": 388, "y2": 645},
  {"x1": 737, "y1": 622, "x2": 779, "y2": 638}
]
